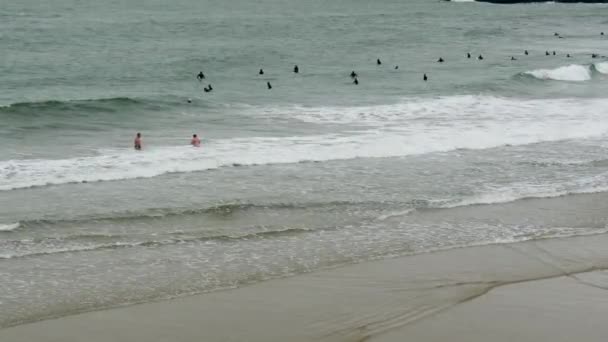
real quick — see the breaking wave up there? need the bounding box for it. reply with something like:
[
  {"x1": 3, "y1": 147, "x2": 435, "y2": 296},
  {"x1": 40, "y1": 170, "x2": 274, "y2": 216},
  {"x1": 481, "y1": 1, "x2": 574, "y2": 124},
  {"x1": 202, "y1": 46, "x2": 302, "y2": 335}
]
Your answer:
[
  {"x1": 523, "y1": 64, "x2": 592, "y2": 82},
  {"x1": 3, "y1": 95, "x2": 608, "y2": 191}
]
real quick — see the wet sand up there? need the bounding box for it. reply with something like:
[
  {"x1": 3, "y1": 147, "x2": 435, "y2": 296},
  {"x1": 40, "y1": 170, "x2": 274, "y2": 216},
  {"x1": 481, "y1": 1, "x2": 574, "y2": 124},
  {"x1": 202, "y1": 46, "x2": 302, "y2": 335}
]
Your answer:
[
  {"x1": 2, "y1": 230, "x2": 608, "y2": 342},
  {"x1": 375, "y1": 271, "x2": 608, "y2": 342}
]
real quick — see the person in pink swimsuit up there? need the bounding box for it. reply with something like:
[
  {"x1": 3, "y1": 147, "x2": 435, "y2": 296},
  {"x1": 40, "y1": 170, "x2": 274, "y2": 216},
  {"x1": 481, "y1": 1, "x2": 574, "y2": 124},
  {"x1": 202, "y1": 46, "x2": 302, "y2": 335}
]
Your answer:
[
  {"x1": 191, "y1": 134, "x2": 201, "y2": 147},
  {"x1": 134, "y1": 132, "x2": 142, "y2": 150}
]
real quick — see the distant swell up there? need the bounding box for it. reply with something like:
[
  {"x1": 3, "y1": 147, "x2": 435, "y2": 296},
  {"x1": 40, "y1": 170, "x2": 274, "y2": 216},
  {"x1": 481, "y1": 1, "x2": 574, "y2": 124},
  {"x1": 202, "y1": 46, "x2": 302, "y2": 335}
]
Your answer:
[
  {"x1": 0, "y1": 96, "x2": 175, "y2": 117},
  {"x1": 2, "y1": 97, "x2": 135, "y2": 110}
]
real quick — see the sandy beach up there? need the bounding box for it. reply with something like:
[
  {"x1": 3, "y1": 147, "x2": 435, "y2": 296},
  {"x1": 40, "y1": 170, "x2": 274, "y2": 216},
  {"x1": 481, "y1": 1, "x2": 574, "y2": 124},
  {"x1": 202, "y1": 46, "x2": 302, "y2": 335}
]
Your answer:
[{"x1": 2, "y1": 229, "x2": 608, "y2": 342}]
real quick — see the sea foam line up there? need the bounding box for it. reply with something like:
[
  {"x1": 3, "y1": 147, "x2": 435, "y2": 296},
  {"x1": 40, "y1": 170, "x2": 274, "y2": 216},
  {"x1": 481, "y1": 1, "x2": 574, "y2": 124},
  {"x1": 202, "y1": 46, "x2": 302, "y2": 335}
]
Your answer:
[{"x1": 2, "y1": 95, "x2": 608, "y2": 191}]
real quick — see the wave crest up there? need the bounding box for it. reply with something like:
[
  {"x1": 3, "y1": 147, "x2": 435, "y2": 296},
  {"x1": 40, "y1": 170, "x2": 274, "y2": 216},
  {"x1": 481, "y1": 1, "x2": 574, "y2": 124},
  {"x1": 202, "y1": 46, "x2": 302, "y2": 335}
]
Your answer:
[
  {"x1": 0, "y1": 222, "x2": 20, "y2": 232},
  {"x1": 523, "y1": 64, "x2": 592, "y2": 82},
  {"x1": 0, "y1": 97, "x2": 173, "y2": 118},
  {"x1": 594, "y1": 62, "x2": 608, "y2": 75},
  {"x1": 0, "y1": 226, "x2": 338, "y2": 260}
]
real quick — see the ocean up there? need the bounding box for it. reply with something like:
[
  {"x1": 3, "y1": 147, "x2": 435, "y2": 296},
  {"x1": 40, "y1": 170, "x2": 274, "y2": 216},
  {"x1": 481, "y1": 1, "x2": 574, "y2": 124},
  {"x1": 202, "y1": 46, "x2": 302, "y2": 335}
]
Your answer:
[{"x1": 1, "y1": 0, "x2": 608, "y2": 329}]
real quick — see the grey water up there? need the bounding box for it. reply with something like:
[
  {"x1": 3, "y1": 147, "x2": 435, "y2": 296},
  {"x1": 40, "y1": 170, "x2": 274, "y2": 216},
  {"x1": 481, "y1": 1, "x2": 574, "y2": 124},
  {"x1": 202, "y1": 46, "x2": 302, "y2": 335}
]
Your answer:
[{"x1": 1, "y1": 0, "x2": 608, "y2": 328}]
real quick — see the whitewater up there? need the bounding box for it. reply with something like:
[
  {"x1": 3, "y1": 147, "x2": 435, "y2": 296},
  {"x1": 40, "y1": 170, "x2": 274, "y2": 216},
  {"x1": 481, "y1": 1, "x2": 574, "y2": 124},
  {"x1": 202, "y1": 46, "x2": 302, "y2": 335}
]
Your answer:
[
  {"x1": 521, "y1": 62, "x2": 608, "y2": 82},
  {"x1": 525, "y1": 64, "x2": 592, "y2": 81},
  {"x1": 3, "y1": 95, "x2": 608, "y2": 191},
  {"x1": 0, "y1": 96, "x2": 608, "y2": 190}
]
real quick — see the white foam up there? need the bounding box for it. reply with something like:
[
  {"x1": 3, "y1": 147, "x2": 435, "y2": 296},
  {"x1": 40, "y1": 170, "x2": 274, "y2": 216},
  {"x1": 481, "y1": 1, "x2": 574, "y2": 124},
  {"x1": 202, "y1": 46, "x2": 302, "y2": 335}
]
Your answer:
[
  {"x1": 595, "y1": 62, "x2": 608, "y2": 75},
  {"x1": 0, "y1": 222, "x2": 20, "y2": 232},
  {"x1": 450, "y1": 174, "x2": 608, "y2": 208},
  {"x1": 376, "y1": 209, "x2": 415, "y2": 221},
  {"x1": 270, "y1": 95, "x2": 608, "y2": 126},
  {"x1": 525, "y1": 64, "x2": 592, "y2": 82},
  {"x1": 2, "y1": 95, "x2": 608, "y2": 191}
]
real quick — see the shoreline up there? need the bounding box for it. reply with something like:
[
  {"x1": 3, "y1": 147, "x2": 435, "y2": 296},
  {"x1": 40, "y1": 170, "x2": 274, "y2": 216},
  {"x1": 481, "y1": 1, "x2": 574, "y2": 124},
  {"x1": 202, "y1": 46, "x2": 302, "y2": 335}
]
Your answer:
[{"x1": 2, "y1": 232, "x2": 608, "y2": 341}]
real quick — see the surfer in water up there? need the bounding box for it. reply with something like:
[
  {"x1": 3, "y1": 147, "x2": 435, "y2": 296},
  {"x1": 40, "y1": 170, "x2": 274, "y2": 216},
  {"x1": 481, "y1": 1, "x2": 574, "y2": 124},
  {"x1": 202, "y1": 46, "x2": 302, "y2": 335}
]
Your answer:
[
  {"x1": 191, "y1": 134, "x2": 201, "y2": 147},
  {"x1": 267, "y1": 81, "x2": 272, "y2": 89},
  {"x1": 294, "y1": 65, "x2": 299, "y2": 73},
  {"x1": 259, "y1": 69, "x2": 264, "y2": 75},
  {"x1": 423, "y1": 73, "x2": 428, "y2": 81},
  {"x1": 134, "y1": 133, "x2": 142, "y2": 150},
  {"x1": 525, "y1": 50, "x2": 529, "y2": 55},
  {"x1": 350, "y1": 71, "x2": 358, "y2": 78},
  {"x1": 467, "y1": 53, "x2": 471, "y2": 59},
  {"x1": 197, "y1": 71, "x2": 205, "y2": 81},
  {"x1": 437, "y1": 57, "x2": 444, "y2": 63}
]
